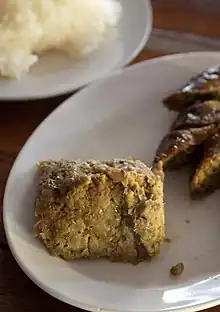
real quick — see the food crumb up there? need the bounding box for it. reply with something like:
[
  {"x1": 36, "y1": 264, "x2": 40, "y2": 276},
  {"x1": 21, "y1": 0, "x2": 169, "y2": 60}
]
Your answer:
[
  {"x1": 185, "y1": 219, "x2": 191, "y2": 224},
  {"x1": 164, "y1": 237, "x2": 172, "y2": 243},
  {"x1": 170, "y1": 262, "x2": 184, "y2": 276}
]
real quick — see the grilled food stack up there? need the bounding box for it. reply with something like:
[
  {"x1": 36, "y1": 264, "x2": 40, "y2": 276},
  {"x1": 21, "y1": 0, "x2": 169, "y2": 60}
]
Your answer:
[{"x1": 154, "y1": 65, "x2": 220, "y2": 198}]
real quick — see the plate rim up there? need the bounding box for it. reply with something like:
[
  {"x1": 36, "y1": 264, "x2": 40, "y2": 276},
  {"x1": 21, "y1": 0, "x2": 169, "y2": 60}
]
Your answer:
[
  {"x1": 4, "y1": 51, "x2": 220, "y2": 312},
  {"x1": 0, "y1": 0, "x2": 152, "y2": 101}
]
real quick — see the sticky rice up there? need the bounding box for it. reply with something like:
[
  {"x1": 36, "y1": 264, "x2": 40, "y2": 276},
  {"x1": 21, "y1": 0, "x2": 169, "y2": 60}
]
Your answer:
[{"x1": 0, "y1": 0, "x2": 122, "y2": 79}]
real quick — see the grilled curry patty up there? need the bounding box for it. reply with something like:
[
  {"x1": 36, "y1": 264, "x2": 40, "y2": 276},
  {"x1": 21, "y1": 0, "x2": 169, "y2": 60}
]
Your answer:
[{"x1": 34, "y1": 159, "x2": 165, "y2": 264}]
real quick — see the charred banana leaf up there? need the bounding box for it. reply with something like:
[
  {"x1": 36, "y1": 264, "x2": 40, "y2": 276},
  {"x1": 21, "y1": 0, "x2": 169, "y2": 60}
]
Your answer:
[
  {"x1": 163, "y1": 66, "x2": 220, "y2": 111},
  {"x1": 154, "y1": 124, "x2": 215, "y2": 170},
  {"x1": 190, "y1": 128, "x2": 220, "y2": 197},
  {"x1": 171, "y1": 100, "x2": 220, "y2": 130}
]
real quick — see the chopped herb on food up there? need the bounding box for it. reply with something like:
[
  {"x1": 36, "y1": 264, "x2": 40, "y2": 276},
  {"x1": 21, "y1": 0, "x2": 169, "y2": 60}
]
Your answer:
[
  {"x1": 164, "y1": 237, "x2": 172, "y2": 243},
  {"x1": 170, "y1": 262, "x2": 184, "y2": 276}
]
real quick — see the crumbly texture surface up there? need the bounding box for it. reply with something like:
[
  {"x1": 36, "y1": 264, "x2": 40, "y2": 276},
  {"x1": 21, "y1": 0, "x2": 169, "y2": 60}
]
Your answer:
[{"x1": 34, "y1": 158, "x2": 165, "y2": 264}]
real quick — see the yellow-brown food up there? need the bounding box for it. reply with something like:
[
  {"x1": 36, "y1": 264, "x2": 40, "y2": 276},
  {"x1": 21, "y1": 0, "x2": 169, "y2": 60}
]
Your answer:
[{"x1": 34, "y1": 158, "x2": 165, "y2": 264}]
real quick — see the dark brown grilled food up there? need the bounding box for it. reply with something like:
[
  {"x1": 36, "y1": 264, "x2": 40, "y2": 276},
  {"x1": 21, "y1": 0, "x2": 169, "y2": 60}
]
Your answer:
[
  {"x1": 163, "y1": 66, "x2": 220, "y2": 112},
  {"x1": 34, "y1": 158, "x2": 165, "y2": 264},
  {"x1": 171, "y1": 100, "x2": 220, "y2": 130},
  {"x1": 191, "y1": 128, "x2": 220, "y2": 197},
  {"x1": 154, "y1": 125, "x2": 215, "y2": 170}
]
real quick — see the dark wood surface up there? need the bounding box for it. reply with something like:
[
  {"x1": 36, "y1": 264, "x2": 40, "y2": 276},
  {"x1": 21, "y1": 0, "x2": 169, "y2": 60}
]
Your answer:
[{"x1": 1, "y1": 2, "x2": 220, "y2": 311}]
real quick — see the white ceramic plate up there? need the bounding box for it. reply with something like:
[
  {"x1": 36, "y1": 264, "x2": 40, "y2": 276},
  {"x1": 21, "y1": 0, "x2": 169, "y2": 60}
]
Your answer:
[
  {"x1": 4, "y1": 51, "x2": 220, "y2": 312},
  {"x1": 0, "y1": 0, "x2": 152, "y2": 101}
]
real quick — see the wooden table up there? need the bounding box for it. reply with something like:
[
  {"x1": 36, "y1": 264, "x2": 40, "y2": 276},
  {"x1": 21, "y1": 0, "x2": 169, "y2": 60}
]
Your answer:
[{"x1": 1, "y1": 2, "x2": 220, "y2": 311}]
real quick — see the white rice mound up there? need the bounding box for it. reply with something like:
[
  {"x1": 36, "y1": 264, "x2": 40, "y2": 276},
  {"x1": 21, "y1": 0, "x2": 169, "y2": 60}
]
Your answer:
[{"x1": 0, "y1": 0, "x2": 122, "y2": 79}]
